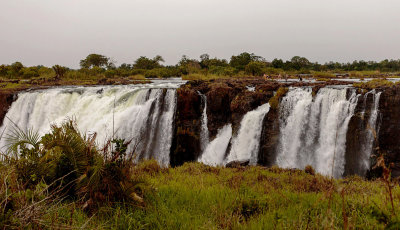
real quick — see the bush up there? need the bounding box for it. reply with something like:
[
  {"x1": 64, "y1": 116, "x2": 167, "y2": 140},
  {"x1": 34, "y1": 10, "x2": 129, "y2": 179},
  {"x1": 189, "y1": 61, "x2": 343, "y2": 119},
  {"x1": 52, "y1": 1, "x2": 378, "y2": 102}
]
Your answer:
[
  {"x1": 21, "y1": 67, "x2": 39, "y2": 79},
  {"x1": 269, "y1": 87, "x2": 288, "y2": 110},
  {"x1": 4, "y1": 120, "x2": 145, "y2": 211},
  {"x1": 245, "y1": 61, "x2": 265, "y2": 76}
]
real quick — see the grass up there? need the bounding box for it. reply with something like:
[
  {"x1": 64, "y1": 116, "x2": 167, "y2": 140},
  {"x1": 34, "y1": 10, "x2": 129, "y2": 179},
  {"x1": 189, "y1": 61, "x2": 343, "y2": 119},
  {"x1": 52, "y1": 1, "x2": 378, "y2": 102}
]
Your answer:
[
  {"x1": 182, "y1": 73, "x2": 235, "y2": 81},
  {"x1": 353, "y1": 78, "x2": 395, "y2": 89},
  {"x1": 4, "y1": 160, "x2": 399, "y2": 229}
]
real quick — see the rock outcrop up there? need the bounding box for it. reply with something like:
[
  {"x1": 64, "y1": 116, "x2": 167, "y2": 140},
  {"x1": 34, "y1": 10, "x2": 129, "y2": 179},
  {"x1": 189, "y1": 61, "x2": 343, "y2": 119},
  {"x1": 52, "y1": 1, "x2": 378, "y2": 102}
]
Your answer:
[
  {"x1": 375, "y1": 86, "x2": 400, "y2": 177},
  {"x1": 0, "y1": 91, "x2": 17, "y2": 127}
]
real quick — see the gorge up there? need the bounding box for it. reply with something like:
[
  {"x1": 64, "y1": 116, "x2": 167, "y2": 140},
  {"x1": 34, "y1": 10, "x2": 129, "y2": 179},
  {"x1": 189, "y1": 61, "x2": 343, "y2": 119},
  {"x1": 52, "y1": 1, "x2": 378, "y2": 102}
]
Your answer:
[{"x1": 0, "y1": 78, "x2": 398, "y2": 178}]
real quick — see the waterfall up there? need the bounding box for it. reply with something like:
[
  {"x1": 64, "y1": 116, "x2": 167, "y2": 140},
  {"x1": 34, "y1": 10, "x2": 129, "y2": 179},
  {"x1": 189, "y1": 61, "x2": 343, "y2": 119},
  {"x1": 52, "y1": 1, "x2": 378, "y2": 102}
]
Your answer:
[
  {"x1": 276, "y1": 87, "x2": 358, "y2": 178},
  {"x1": 198, "y1": 124, "x2": 232, "y2": 166},
  {"x1": 198, "y1": 92, "x2": 209, "y2": 151},
  {"x1": 225, "y1": 103, "x2": 270, "y2": 165},
  {"x1": 360, "y1": 90, "x2": 382, "y2": 174},
  {"x1": 0, "y1": 84, "x2": 182, "y2": 167}
]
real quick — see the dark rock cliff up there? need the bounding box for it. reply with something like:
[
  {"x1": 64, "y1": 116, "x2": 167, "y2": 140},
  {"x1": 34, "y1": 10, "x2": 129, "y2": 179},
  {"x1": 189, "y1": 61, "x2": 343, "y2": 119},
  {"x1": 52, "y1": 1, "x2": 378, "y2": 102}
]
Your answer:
[
  {"x1": 0, "y1": 91, "x2": 17, "y2": 127},
  {"x1": 170, "y1": 79, "x2": 278, "y2": 166},
  {"x1": 375, "y1": 87, "x2": 400, "y2": 177},
  {"x1": 344, "y1": 92, "x2": 375, "y2": 177},
  {"x1": 170, "y1": 87, "x2": 203, "y2": 167}
]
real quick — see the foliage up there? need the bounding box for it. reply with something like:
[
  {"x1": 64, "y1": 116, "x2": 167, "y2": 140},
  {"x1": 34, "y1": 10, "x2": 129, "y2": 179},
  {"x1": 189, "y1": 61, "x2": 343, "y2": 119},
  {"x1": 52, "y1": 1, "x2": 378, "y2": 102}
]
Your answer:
[
  {"x1": 353, "y1": 78, "x2": 394, "y2": 89},
  {"x1": 2, "y1": 54, "x2": 400, "y2": 83},
  {"x1": 133, "y1": 55, "x2": 164, "y2": 70},
  {"x1": 3, "y1": 120, "x2": 145, "y2": 212},
  {"x1": 245, "y1": 61, "x2": 265, "y2": 76},
  {"x1": 229, "y1": 52, "x2": 264, "y2": 71},
  {"x1": 80, "y1": 54, "x2": 110, "y2": 69},
  {"x1": 269, "y1": 87, "x2": 289, "y2": 110},
  {"x1": 52, "y1": 65, "x2": 68, "y2": 78},
  {"x1": 199, "y1": 54, "x2": 228, "y2": 69},
  {"x1": 3, "y1": 161, "x2": 400, "y2": 229}
]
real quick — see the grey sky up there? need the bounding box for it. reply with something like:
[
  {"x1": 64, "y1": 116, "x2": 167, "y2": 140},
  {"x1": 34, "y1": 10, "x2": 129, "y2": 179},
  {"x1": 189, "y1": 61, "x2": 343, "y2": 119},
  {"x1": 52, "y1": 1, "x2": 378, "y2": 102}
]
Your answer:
[{"x1": 1, "y1": 0, "x2": 399, "y2": 68}]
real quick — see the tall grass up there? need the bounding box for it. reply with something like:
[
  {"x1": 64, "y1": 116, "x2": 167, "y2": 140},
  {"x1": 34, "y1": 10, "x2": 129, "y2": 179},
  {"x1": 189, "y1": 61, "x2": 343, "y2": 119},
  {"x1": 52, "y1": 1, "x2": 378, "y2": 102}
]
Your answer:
[{"x1": 1, "y1": 120, "x2": 400, "y2": 229}]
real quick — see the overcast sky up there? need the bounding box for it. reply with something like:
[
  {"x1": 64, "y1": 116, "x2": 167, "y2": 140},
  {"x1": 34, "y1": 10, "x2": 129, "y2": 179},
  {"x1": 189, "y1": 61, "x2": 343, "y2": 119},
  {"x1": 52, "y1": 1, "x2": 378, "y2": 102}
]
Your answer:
[{"x1": 1, "y1": 0, "x2": 399, "y2": 68}]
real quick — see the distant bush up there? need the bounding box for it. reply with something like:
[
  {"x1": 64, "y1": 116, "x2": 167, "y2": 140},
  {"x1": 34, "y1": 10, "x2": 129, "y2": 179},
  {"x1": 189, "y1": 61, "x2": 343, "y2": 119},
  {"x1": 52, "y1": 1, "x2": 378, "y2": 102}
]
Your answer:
[{"x1": 245, "y1": 61, "x2": 265, "y2": 76}]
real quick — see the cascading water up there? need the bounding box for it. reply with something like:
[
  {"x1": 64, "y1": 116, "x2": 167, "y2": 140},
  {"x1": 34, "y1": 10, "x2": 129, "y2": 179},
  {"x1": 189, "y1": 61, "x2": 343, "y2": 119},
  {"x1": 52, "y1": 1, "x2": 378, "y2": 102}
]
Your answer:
[
  {"x1": 276, "y1": 87, "x2": 358, "y2": 178},
  {"x1": 199, "y1": 102, "x2": 270, "y2": 166},
  {"x1": 225, "y1": 103, "x2": 270, "y2": 165},
  {"x1": 198, "y1": 92, "x2": 209, "y2": 151},
  {"x1": 0, "y1": 80, "x2": 185, "y2": 166},
  {"x1": 198, "y1": 124, "x2": 232, "y2": 166},
  {"x1": 359, "y1": 90, "x2": 382, "y2": 175}
]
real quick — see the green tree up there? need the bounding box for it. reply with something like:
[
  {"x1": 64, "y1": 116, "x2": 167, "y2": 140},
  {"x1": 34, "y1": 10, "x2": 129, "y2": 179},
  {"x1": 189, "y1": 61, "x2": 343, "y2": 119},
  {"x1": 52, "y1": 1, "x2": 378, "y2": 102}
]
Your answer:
[
  {"x1": 230, "y1": 52, "x2": 263, "y2": 71},
  {"x1": 133, "y1": 55, "x2": 164, "y2": 70},
  {"x1": 245, "y1": 61, "x2": 265, "y2": 76},
  {"x1": 52, "y1": 65, "x2": 68, "y2": 79},
  {"x1": 80, "y1": 54, "x2": 110, "y2": 69},
  {"x1": 200, "y1": 54, "x2": 228, "y2": 69},
  {"x1": 10, "y1": 62, "x2": 24, "y2": 77},
  {"x1": 0, "y1": 65, "x2": 8, "y2": 77},
  {"x1": 290, "y1": 56, "x2": 311, "y2": 70},
  {"x1": 178, "y1": 55, "x2": 201, "y2": 74},
  {"x1": 271, "y1": 59, "x2": 284, "y2": 69},
  {"x1": 21, "y1": 67, "x2": 39, "y2": 79}
]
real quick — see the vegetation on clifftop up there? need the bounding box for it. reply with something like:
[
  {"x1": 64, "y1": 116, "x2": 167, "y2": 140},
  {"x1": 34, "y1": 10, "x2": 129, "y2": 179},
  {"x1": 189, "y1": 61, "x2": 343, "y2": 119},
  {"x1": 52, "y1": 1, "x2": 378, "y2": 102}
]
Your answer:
[
  {"x1": 1, "y1": 53, "x2": 400, "y2": 86},
  {"x1": 353, "y1": 78, "x2": 397, "y2": 90}
]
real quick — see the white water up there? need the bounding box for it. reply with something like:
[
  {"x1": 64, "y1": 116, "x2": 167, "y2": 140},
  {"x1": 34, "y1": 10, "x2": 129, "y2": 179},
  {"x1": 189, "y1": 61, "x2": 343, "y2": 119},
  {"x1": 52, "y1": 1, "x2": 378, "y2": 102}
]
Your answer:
[
  {"x1": 276, "y1": 87, "x2": 358, "y2": 178},
  {"x1": 225, "y1": 103, "x2": 270, "y2": 165},
  {"x1": 198, "y1": 92, "x2": 209, "y2": 152},
  {"x1": 198, "y1": 124, "x2": 232, "y2": 166},
  {"x1": 0, "y1": 81, "x2": 185, "y2": 166},
  {"x1": 360, "y1": 90, "x2": 382, "y2": 174}
]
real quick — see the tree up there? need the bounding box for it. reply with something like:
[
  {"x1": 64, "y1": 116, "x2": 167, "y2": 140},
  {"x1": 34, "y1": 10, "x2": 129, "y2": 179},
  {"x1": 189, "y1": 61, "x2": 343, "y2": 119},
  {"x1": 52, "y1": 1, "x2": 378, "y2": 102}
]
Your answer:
[
  {"x1": 133, "y1": 56, "x2": 164, "y2": 70},
  {"x1": 200, "y1": 54, "x2": 228, "y2": 69},
  {"x1": 230, "y1": 52, "x2": 263, "y2": 71},
  {"x1": 52, "y1": 65, "x2": 68, "y2": 79},
  {"x1": 245, "y1": 61, "x2": 265, "y2": 76},
  {"x1": 271, "y1": 59, "x2": 284, "y2": 69},
  {"x1": 80, "y1": 54, "x2": 110, "y2": 69},
  {"x1": 178, "y1": 55, "x2": 201, "y2": 74},
  {"x1": 119, "y1": 63, "x2": 132, "y2": 70},
  {"x1": 290, "y1": 56, "x2": 311, "y2": 70}
]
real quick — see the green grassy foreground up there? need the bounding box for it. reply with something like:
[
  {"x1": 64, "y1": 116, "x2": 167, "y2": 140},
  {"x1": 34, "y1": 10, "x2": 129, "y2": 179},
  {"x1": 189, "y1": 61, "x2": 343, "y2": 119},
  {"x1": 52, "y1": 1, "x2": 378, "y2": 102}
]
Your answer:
[{"x1": 3, "y1": 160, "x2": 400, "y2": 229}]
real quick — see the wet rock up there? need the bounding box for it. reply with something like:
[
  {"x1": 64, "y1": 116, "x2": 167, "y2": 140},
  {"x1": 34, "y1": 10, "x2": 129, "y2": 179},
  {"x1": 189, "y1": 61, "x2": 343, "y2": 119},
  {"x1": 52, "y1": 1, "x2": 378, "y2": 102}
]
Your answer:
[
  {"x1": 258, "y1": 108, "x2": 280, "y2": 166},
  {"x1": 170, "y1": 87, "x2": 202, "y2": 167},
  {"x1": 0, "y1": 92, "x2": 18, "y2": 127},
  {"x1": 373, "y1": 86, "x2": 400, "y2": 177}
]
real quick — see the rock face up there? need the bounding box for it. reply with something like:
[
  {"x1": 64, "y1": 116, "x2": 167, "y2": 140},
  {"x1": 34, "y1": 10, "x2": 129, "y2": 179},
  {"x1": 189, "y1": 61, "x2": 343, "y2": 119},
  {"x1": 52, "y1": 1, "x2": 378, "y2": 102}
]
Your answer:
[
  {"x1": 344, "y1": 92, "x2": 375, "y2": 176},
  {"x1": 0, "y1": 91, "x2": 17, "y2": 127},
  {"x1": 258, "y1": 108, "x2": 280, "y2": 167},
  {"x1": 170, "y1": 87, "x2": 202, "y2": 167},
  {"x1": 170, "y1": 79, "x2": 278, "y2": 166},
  {"x1": 375, "y1": 87, "x2": 400, "y2": 177}
]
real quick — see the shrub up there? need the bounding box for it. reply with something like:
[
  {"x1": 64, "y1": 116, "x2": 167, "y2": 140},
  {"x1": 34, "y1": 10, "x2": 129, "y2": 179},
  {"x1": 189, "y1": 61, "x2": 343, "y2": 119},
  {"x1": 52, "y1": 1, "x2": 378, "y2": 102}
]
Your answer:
[
  {"x1": 304, "y1": 165, "x2": 315, "y2": 175},
  {"x1": 4, "y1": 120, "x2": 145, "y2": 211},
  {"x1": 269, "y1": 87, "x2": 288, "y2": 110}
]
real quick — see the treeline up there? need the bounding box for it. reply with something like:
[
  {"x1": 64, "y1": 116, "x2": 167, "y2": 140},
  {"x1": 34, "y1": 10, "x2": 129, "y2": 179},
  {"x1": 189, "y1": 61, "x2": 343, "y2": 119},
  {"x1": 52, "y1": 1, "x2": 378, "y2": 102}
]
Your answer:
[{"x1": 1, "y1": 53, "x2": 400, "y2": 79}]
